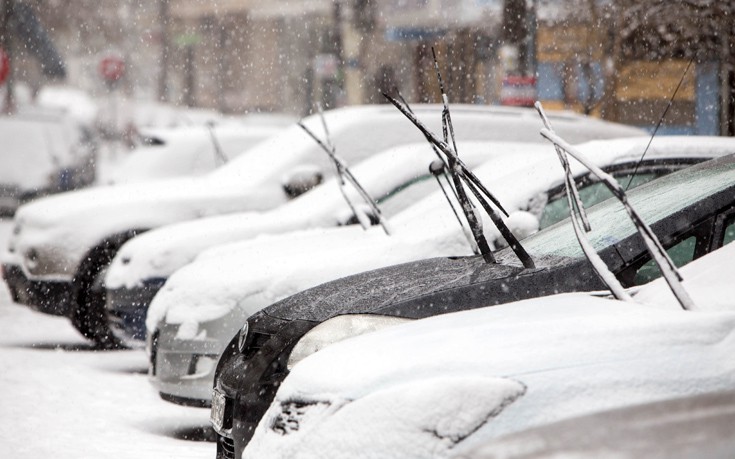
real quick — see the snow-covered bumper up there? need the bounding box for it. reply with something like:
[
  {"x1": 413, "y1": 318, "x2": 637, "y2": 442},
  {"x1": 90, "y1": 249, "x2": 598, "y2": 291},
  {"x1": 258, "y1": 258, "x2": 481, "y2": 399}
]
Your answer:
[
  {"x1": 1, "y1": 262, "x2": 74, "y2": 316},
  {"x1": 105, "y1": 279, "x2": 166, "y2": 348},
  {"x1": 149, "y1": 307, "x2": 249, "y2": 407}
]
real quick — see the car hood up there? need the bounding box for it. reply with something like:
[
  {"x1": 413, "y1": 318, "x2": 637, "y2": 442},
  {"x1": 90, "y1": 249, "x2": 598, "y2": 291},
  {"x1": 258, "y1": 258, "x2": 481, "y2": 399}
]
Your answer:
[
  {"x1": 244, "y1": 246, "x2": 735, "y2": 458},
  {"x1": 9, "y1": 176, "x2": 285, "y2": 274},
  {"x1": 263, "y1": 252, "x2": 527, "y2": 322}
]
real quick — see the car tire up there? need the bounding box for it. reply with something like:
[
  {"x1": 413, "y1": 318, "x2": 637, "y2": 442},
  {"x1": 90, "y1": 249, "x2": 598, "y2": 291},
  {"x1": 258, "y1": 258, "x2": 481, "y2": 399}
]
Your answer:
[{"x1": 70, "y1": 232, "x2": 144, "y2": 349}]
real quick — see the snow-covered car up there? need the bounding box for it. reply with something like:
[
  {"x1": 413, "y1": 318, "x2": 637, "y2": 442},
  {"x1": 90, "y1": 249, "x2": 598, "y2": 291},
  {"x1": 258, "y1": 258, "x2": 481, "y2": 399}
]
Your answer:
[
  {"x1": 0, "y1": 108, "x2": 97, "y2": 215},
  {"x1": 145, "y1": 136, "x2": 731, "y2": 409},
  {"x1": 211, "y1": 153, "x2": 735, "y2": 457},
  {"x1": 105, "y1": 141, "x2": 537, "y2": 348},
  {"x1": 105, "y1": 122, "x2": 284, "y2": 185},
  {"x1": 241, "y1": 241, "x2": 735, "y2": 459},
  {"x1": 0, "y1": 103, "x2": 643, "y2": 348},
  {"x1": 463, "y1": 389, "x2": 735, "y2": 459}
]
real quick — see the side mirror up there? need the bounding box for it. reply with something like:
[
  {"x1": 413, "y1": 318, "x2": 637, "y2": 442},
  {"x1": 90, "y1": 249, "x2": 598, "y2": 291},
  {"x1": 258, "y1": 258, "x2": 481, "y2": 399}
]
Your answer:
[{"x1": 281, "y1": 165, "x2": 323, "y2": 199}]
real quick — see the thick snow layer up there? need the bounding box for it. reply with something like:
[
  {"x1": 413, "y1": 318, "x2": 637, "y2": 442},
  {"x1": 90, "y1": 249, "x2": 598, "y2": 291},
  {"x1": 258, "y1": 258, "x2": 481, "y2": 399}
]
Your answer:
[
  {"x1": 244, "y1": 244, "x2": 735, "y2": 459},
  {"x1": 143, "y1": 147, "x2": 559, "y2": 331},
  {"x1": 13, "y1": 104, "x2": 598, "y2": 281},
  {"x1": 106, "y1": 141, "x2": 549, "y2": 289},
  {"x1": 0, "y1": 222, "x2": 212, "y2": 459},
  {"x1": 0, "y1": 113, "x2": 88, "y2": 189},
  {"x1": 146, "y1": 135, "x2": 735, "y2": 332},
  {"x1": 106, "y1": 124, "x2": 282, "y2": 185}
]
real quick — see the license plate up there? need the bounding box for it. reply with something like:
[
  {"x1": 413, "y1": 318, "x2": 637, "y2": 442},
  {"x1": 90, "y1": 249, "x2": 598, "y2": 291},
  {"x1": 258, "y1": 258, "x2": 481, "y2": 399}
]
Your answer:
[{"x1": 210, "y1": 389, "x2": 226, "y2": 432}]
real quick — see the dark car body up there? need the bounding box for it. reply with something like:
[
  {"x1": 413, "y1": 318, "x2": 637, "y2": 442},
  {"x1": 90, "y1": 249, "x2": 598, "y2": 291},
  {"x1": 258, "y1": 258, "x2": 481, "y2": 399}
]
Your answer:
[{"x1": 213, "y1": 155, "x2": 735, "y2": 459}]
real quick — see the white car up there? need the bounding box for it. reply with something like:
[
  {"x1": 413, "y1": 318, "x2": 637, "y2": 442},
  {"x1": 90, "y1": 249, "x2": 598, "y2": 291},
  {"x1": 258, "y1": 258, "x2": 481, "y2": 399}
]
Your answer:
[
  {"x1": 243, "y1": 242, "x2": 735, "y2": 459},
  {"x1": 0, "y1": 108, "x2": 97, "y2": 215},
  {"x1": 1, "y1": 104, "x2": 643, "y2": 348},
  {"x1": 106, "y1": 122, "x2": 284, "y2": 184},
  {"x1": 105, "y1": 141, "x2": 533, "y2": 348},
  {"x1": 143, "y1": 136, "x2": 731, "y2": 407}
]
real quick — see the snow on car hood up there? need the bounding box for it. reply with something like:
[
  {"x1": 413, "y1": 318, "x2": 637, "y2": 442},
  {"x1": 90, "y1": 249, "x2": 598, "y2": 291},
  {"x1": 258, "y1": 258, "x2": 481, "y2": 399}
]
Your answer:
[
  {"x1": 106, "y1": 141, "x2": 550, "y2": 289},
  {"x1": 142, "y1": 139, "x2": 678, "y2": 330},
  {"x1": 8, "y1": 175, "x2": 285, "y2": 279},
  {"x1": 243, "y1": 244, "x2": 735, "y2": 459}
]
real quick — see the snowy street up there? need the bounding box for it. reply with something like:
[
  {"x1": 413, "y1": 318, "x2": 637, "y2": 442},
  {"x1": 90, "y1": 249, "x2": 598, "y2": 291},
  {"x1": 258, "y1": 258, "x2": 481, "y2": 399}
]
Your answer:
[{"x1": 0, "y1": 222, "x2": 213, "y2": 459}]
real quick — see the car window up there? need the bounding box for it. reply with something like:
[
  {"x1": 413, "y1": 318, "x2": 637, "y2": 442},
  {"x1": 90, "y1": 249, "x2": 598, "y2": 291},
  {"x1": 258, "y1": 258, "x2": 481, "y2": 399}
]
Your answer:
[
  {"x1": 539, "y1": 171, "x2": 659, "y2": 229},
  {"x1": 722, "y1": 215, "x2": 735, "y2": 246},
  {"x1": 632, "y1": 235, "x2": 698, "y2": 285},
  {"x1": 376, "y1": 175, "x2": 435, "y2": 218},
  {"x1": 521, "y1": 159, "x2": 735, "y2": 259}
]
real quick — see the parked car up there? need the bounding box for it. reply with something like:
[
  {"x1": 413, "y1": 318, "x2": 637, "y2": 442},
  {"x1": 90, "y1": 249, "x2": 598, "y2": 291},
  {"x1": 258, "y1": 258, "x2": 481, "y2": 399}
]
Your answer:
[
  {"x1": 106, "y1": 122, "x2": 284, "y2": 185},
  {"x1": 211, "y1": 153, "x2": 735, "y2": 458},
  {"x1": 142, "y1": 144, "x2": 557, "y2": 405},
  {"x1": 144, "y1": 136, "x2": 732, "y2": 409},
  {"x1": 0, "y1": 108, "x2": 97, "y2": 215},
  {"x1": 105, "y1": 141, "x2": 540, "y2": 349},
  {"x1": 459, "y1": 389, "x2": 735, "y2": 459},
  {"x1": 0, "y1": 104, "x2": 643, "y2": 348},
  {"x1": 241, "y1": 241, "x2": 735, "y2": 459}
]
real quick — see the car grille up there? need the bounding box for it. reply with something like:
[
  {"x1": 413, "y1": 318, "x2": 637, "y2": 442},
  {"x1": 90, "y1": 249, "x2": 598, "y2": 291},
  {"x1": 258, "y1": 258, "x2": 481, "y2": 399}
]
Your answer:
[
  {"x1": 242, "y1": 331, "x2": 272, "y2": 360},
  {"x1": 217, "y1": 434, "x2": 236, "y2": 459}
]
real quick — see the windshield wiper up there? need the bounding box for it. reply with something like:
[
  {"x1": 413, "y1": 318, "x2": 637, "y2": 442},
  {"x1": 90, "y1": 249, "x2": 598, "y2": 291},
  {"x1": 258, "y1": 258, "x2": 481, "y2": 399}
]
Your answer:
[
  {"x1": 297, "y1": 106, "x2": 391, "y2": 235},
  {"x1": 538, "y1": 117, "x2": 694, "y2": 310},
  {"x1": 383, "y1": 74, "x2": 535, "y2": 269},
  {"x1": 206, "y1": 121, "x2": 228, "y2": 166},
  {"x1": 536, "y1": 102, "x2": 631, "y2": 301}
]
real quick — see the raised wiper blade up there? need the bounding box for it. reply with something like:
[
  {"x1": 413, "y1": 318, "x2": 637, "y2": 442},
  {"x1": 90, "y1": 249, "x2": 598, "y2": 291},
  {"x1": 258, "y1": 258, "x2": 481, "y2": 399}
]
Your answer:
[
  {"x1": 534, "y1": 102, "x2": 590, "y2": 231},
  {"x1": 206, "y1": 121, "x2": 228, "y2": 165},
  {"x1": 296, "y1": 113, "x2": 391, "y2": 236},
  {"x1": 536, "y1": 102, "x2": 630, "y2": 301},
  {"x1": 540, "y1": 128, "x2": 694, "y2": 310},
  {"x1": 383, "y1": 91, "x2": 535, "y2": 268}
]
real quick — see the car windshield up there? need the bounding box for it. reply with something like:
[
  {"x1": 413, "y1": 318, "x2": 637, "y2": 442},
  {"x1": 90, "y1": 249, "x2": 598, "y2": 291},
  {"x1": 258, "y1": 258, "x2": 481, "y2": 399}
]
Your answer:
[{"x1": 521, "y1": 158, "x2": 735, "y2": 259}]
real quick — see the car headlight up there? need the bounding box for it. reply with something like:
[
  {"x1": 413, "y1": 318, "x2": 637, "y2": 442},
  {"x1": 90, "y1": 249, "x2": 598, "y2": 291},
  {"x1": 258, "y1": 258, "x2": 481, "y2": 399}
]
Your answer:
[{"x1": 287, "y1": 314, "x2": 412, "y2": 370}]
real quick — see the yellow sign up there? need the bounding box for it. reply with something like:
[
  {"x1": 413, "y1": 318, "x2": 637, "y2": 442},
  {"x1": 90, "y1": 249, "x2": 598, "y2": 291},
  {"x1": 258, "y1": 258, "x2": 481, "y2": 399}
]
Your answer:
[{"x1": 616, "y1": 60, "x2": 696, "y2": 101}]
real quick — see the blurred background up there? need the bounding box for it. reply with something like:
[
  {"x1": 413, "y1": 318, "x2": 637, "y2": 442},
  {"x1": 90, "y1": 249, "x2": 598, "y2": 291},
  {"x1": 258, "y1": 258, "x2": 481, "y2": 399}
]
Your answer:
[{"x1": 0, "y1": 0, "x2": 733, "y2": 136}]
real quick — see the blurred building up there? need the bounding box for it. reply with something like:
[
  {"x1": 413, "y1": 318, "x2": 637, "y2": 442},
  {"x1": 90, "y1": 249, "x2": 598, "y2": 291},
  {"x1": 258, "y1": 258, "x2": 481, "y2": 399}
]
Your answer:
[{"x1": 4, "y1": 0, "x2": 731, "y2": 134}]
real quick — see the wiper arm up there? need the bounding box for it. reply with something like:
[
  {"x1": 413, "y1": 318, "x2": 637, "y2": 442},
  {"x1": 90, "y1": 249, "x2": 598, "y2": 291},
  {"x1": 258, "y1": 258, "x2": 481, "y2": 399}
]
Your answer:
[
  {"x1": 297, "y1": 110, "x2": 391, "y2": 235},
  {"x1": 536, "y1": 102, "x2": 630, "y2": 301},
  {"x1": 383, "y1": 92, "x2": 535, "y2": 268},
  {"x1": 429, "y1": 159, "x2": 480, "y2": 255},
  {"x1": 206, "y1": 121, "x2": 228, "y2": 166},
  {"x1": 540, "y1": 128, "x2": 694, "y2": 310}
]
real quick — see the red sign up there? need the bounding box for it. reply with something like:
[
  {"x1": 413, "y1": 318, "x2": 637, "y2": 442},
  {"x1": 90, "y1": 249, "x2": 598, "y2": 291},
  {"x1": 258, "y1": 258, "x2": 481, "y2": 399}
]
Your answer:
[
  {"x1": 500, "y1": 75, "x2": 537, "y2": 107},
  {"x1": 99, "y1": 55, "x2": 125, "y2": 82},
  {"x1": 0, "y1": 48, "x2": 9, "y2": 86}
]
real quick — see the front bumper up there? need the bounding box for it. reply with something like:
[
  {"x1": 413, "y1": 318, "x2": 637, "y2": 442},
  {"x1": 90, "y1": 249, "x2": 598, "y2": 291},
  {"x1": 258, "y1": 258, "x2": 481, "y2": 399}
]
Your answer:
[
  {"x1": 1, "y1": 263, "x2": 74, "y2": 316},
  {"x1": 212, "y1": 316, "x2": 317, "y2": 458},
  {"x1": 106, "y1": 280, "x2": 166, "y2": 348},
  {"x1": 150, "y1": 306, "x2": 250, "y2": 407}
]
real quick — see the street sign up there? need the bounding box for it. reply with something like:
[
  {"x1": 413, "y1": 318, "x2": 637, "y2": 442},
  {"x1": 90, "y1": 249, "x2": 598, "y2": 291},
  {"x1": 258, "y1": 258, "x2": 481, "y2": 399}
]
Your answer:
[
  {"x1": 99, "y1": 55, "x2": 125, "y2": 83},
  {"x1": 501, "y1": 75, "x2": 537, "y2": 107},
  {"x1": 0, "y1": 48, "x2": 9, "y2": 86}
]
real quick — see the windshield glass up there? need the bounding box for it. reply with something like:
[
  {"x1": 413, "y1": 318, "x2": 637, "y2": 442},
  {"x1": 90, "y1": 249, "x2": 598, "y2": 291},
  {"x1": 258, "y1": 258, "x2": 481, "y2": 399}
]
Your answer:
[{"x1": 522, "y1": 158, "x2": 735, "y2": 259}]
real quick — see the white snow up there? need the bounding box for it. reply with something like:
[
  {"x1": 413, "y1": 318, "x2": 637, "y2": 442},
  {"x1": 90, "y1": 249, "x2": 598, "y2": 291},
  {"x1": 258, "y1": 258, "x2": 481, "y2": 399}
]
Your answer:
[
  {"x1": 0, "y1": 220, "x2": 213, "y2": 459},
  {"x1": 105, "y1": 123, "x2": 283, "y2": 185},
  {"x1": 105, "y1": 141, "x2": 548, "y2": 290},
  {"x1": 244, "y1": 243, "x2": 735, "y2": 459},
  {"x1": 145, "y1": 135, "x2": 735, "y2": 333}
]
